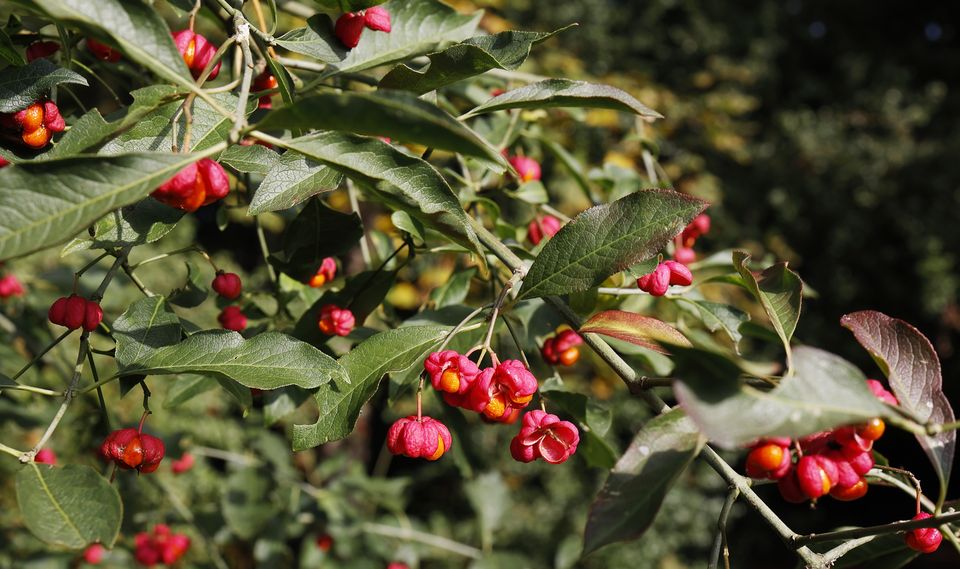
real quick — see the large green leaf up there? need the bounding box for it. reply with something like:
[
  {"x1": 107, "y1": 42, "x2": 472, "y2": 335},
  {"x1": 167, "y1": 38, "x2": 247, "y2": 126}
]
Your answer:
[
  {"x1": 100, "y1": 92, "x2": 243, "y2": 154},
  {"x1": 462, "y1": 79, "x2": 662, "y2": 119},
  {"x1": 113, "y1": 296, "x2": 183, "y2": 368},
  {"x1": 275, "y1": 14, "x2": 346, "y2": 64},
  {"x1": 733, "y1": 251, "x2": 802, "y2": 357},
  {"x1": 518, "y1": 190, "x2": 706, "y2": 299},
  {"x1": 15, "y1": 464, "x2": 122, "y2": 549},
  {"x1": 326, "y1": 0, "x2": 482, "y2": 76},
  {"x1": 583, "y1": 409, "x2": 704, "y2": 553},
  {"x1": 292, "y1": 326, "x2": 448, "y2": 450},
  {"x1": 279, "y1": 132, "x2": 482, "y2": 257},
  {"x1": 259, "y1": 91, "x2": 507, "y2": 168},
  {"x1": 62, "y1": 200, "x2": 184, "y2": 255},
  {"x1": 841, "y1": 310, "x2": 956, "y2": 491},
  {"x1": 119, "y1": 330, "x2": 346, "y2": 391},
  {"x1": 579, "y1": 310, "x2": 691, "y2": 354},
  {"x1": 676, "y1": 298, "x2": 749, "y2": 351},
  {"x1": 0, "y1": 59, "x2": 87, "y2": 113},
  {"x1": 0, "y1": 151, "x2": 210, "y2": 261},
  {"x1": 0, "y1": 28, "x2": 24, "y2": 66},
  {"x1": 379, "y1": 28, "x2": 567, "y2": 94},
  {"x1": 218, "y1": 144, "x2": 280, "y2": 175},
  {"x1": 672, "y1": 346, "x2": 889, "y2": 448},
  {"x1": 24, "y1": 0, "x2": 193, "y2": 87},
  {"x1": 272, "y1": 199, "x2": 363, "y2": 281},
  {"x1": 44, "y1": 109, "x2": 112, "y2": 158},
  {"x1": 248, "y1": 150, "x2": 343, "y2": 214}
]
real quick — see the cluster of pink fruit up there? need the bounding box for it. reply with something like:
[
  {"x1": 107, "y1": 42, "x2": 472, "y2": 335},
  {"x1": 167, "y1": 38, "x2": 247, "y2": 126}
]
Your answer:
[
  {"x1": 133, "y1": 524, "x2": 191, "y2": 566},
  {"x1": 306, "y1": 257, "x2": 356, "y2": 337},
  {"x1": 48, "y1": 294, "x2": 103, "y2": 333},
  {"x1": 387, "y1": 351, "x2": 579, "y2": 465},
  {"x1": 211, "y1": 270, "x2": 246, "y2": 332},
  {"x1": 334, "y1": 6, "x2": 392, "y2": 48},
  {"x1": 635, "y1": 213, "x2": 708, "y2": 296}
]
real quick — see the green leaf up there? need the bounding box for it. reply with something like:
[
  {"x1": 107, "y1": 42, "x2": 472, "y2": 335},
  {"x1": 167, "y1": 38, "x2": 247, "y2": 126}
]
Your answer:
[
  {"x1": 275, "y1": 14, "x2": 346, "y2": 64},
  {"x1": 15, "y1": 464, "x2": 122, "y2": 549},
  {"x1": 519, "y1": 190, "x2": 706, "y2": 299},
  {"x1": 100, "y1": 92, "x2": 242, "y2": 154},
  {"x1": 248, "y1": 150, "x2": 343, "y2": 214},
  {"x1": 0, "y1": 59, "x2": 87, "y2": 113},
  {"x1": 280, "y1": 132, "x2": 483, "y2": 257},
  {"x1": 44, "y1": 109, "x2": 112, "y2": 158},
  {"x1": 733, "y1": 251, "x2": 802, "y2": 357},
  {"x1": 292, "y1": 325, "x2": 448, "y2": 450},
  {"x1": 273, "y1": 199, "x2": 362, "y2": 281},
  {"x1": 539, "y1": 136, "x2": 594, "y2": 203},
  {"x1": 113, "y1": 296, "x2": 183, "y2": 367},
  {"x1": 62, "y1": 199, "x2": 184, "y2": 255},
  {"x1": 464, "y1": 472, "x2": 509, "y2": 549},
  {"x1": 120, "y1": 330, "x2": 346, "y2": 391},
  {"x1": 463, "y1": 79, "x2": 662, "y2": 119},
  {"x1": 677, "y1": 298, "x2": 749, "y2": 350},
  {"x1": 263, "y1": 386, "x2": 311, "y2": 426},
  {"x1": 672, "y1": 346, "x2": 889, "y2": 448},
  {"x1": 379, "y1": 28, "x2": 568, "y2": 94},
  {"x1": 168, "y1": 261, "x2": 209, "y2": 308},
  {"x1": 260, "y1": 91, "x2": 508, "y2": 168},
  {"x1": 26, "y1": 0, "x2": 193, "y2": 87},
  {"x1": 222, "y1": 467, "x2": 281, "y2": 540},
  {"x1": 265, "y1": 55, "x2": 296, "y2": 106},
  {"x1": 219, "y1": 143, "x2": 280, "y2": 175},
  {"x1": 579, "y1": 310, "x2": 690, "y2": 354},
  {"x1": 507, "y1": 181, "x2": 548, "y2": 204},
  {"x1": 327, "y1": 0, "x2": 482, "y2": 76},
  {"x1": 429, "y1": 268, "x2": 475, "y2": 309},
  {"x1": 583, "y1": 409, "x2": 704, "y2": 554},
  {"x1": 841, "y1": 310, "x2": 956, "y2": 491},
  {"x1": 0, "y1": 151, "x2": 209, "y2": 261},
  {"x1": 0, "y1": 28, "x2": 24, "y2": 66},
  {"x1": 163, "y1": 374, "x2": 216, "y2": 408}
]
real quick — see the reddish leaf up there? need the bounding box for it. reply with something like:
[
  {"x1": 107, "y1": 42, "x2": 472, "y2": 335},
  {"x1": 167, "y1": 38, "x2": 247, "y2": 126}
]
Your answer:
[{"x1": 580, "y1": 310, "x2": 690, "y2": 354}]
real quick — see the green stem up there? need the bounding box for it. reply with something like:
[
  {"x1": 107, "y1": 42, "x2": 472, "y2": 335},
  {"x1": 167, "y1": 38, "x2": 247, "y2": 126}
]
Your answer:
[
  {"x1": 10, "y1": 330, "x2": 72, "y2": 381},
  {"x1": 0, "y1": 442, "x2": 24, "y2": 458},
  {"x1": 1, "y1": 384, "x2": 59, "y2": 397},
  {"x1": 792, "y1": 511, "x2": 960, "y2": 546},
  {"x1": 255, "y1": 216, "x2": 278, "y2": 285}
]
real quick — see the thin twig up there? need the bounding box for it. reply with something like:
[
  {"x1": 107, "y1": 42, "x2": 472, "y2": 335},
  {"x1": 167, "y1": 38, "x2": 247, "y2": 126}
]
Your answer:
[
  {"x1": 361, "y1": 523, "x2": 483, "y2": 559},
  {"x1": 709, "y1": 487, "x2": 739, "y2": 569}
]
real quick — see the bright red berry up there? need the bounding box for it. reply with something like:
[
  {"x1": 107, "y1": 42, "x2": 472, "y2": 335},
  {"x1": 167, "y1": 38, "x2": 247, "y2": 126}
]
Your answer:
[
  {"x1": 34, "y1": 448, "x2": 56, "y2": 465},
  {"x1": 510, "y1": 410, "x2": 580, "y2": 464},
  {"x1": 795, "y1": 454, "x2": 838, "y2": 499},
  {"x1": 0, "y1": 156, "x2": 8, "y2": 168},
  {"x1": 387, "y1": 416, "x2": 452, "y2": 460},
  {"x1": 334, "y1": 12, "x2": 366, "y2": 48},
  {"x1": 13, "y1": 100, "x2": 64, "y2": 149},
  {"x1": 135, "y1": 525, "x2": 191, "y2": 566},
  {"x1": 316, "y1": 534, "x2": 333, "y2": 552},
  {"x1": 674, "y1": 245, "x2": 696, "y2": 265},
  {"x1": 541, "y1": 330, "x2": 583, "y2": 366},
  {"x1": 509, "y1": 155, "x2": 541, "y2": 182},
  {"x1": 777, "y1": 468, "x2": 807, "y2": 503},
  {"x1": 681, "y1": 213, "x2": 711, "y2": 247},
  {"x1": 856, "y1": 417, "x2": 886, "y2": 441},
  {"x1": 211, "y1": 271, "x2": 242, "y2": 300},
  {"x1": 0, "y1": 275, "x2": 24, "y2": 298},
  {"x1": 309, "y1": 257, "x2": 337, "y2": 288},
  {"x1": 459, "y1": 360, "x2": 538, "y2": 420},
  {"x1": 151, "y1": 158, "x2": 230, "y2": 212},
  {"x1": 253, "y1": 71, "x2": 278, "y2": 109},
  {"x1": 48, "y1": 295, "x2": 100, "y2": 332},
  {"x1": 830, "y1": 478, "x2": 868, "y2": 501},
  {"x1": 218, "y1": 306, "x2": 247, "y2": 332},
  {"x1": 100, "y1": 428, "x2": 165, "y2": 473},
  {"x1": 905, "y1": 513, "x2": 942, "y2": 554},
  {"x1": 636, "y1": 263, "x2": 671, "y2": 296},
  {"x1": 527, "y1": 215, "x2": 561, "y2": 245},
  {"x1": 745, "y1": 442, "x2": 791, "y2": 479},
  {"x1": 84, "y1": 300, "x2": 103, "y2": 332},
  {"x1": 83, "y1": 543, "x2": 105, "y2": 564},
  {"x1": 318, "y1": 304, "x2": 355, "y2": 336},
  {"x1": 86, "y1": 38, "x2": 121, "y2": 62},
  {"x1": 171, "y1": 453, "x2": 195, "y2": 474},
  {"x1": 866, "y1": 379, "x2": 898, "y2": 406},
  {"x1": 26, "y1": 41, "x2": 60, "y2": 62},
  {"x1": 364, "y1": 6, "x2": 392, "y2": 32},
  {"x1": 424, "y1": 350, "x2": 481, "y2": 395},
  {"x1": 172, "y1": 29, "x2": 221, "y2": 79},
  {"x1": 386, "y1": 564, "x2": 409, "y2": 569}
]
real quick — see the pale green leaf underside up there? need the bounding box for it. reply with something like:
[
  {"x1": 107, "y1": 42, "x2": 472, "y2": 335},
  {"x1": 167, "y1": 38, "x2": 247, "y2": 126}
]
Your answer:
[{"x1": 463, "y1": 79, "x2": 663, "y2": 119}]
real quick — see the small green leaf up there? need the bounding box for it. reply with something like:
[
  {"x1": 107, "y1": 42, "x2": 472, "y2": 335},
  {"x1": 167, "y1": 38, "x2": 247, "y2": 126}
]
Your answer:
[
  {"x1": 62, "y1": 200, "x2": 184, "y2": 255},
  {"x1": 583, "y1": 409, "x2": 704, "y2": 553},
  {"x1": 677, "y1": 298, "x2": 749, "y2": 350},
  {"x1": 841, "y1": 310, "x2": 956, "y2": 491},
  {"x1": 579, "y1": 310, "x2": 690, "y2": 354},
  {"x1": 0, "y1": 59, "x2": 87, "y2": 113},
  {"x1": 379, "y1": 28, "x2": 568, "y2": 94},
  {"x1": 168, "y1": 261, "x2": 209, "y2": 308},
  {"x1": 44, "y1": 109, "x2": 113, "y2": 158},
  {"x1": 327, "y1": 0, "x2": 481, "y2": 76},
  {"x1": 15, "y1": 464, "x2": 122, "y2": 549},
  {"x1": 219, "y1": 144, "x2": 280, "y2": 175},
  {"x1": 273, "y1": 199, "x2": 362, "y2": 281},
  {"x1": 260, "y1": 91, "x2": 508, "y2": 168},
  {"x1": 672, "y1": 346, "x2": 889, "y2": 448},
  {"x1": 292, "y1": 325, "x2": 448, "y2": 450},
  {"x1": 463, "y1": 79, "x2": 662, "y2": 119},
  {"x1": 275, "y1": 15, "x2": 345, "y2": 64},
  {"x1": 248, "y1": 151, "x2": 343, "y2": 214},
  {"x1": 280, "y1": 132, "x2": 482, "y2": 257},
  {"x1": 519, "y1": 190, "x2": 706, "y2": 299},
  {"x1": 733, "y1": 251, "x2": 802, "y2": 356},
  {"x1": 0, "y1": 152, "x2": 209, "y2": 261},
  {"x1": 429, "y1": 268, "x2": 475, "y2": 309},
  {"x1": 120, "y1": 330, "x2": 346, "y2": 391},
  {"x1": 507, "y1": 181, "x2": 548, "y2": 204},
  {"x1": 0, "y1": 28, "x2": 24, "y2": 66}
]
